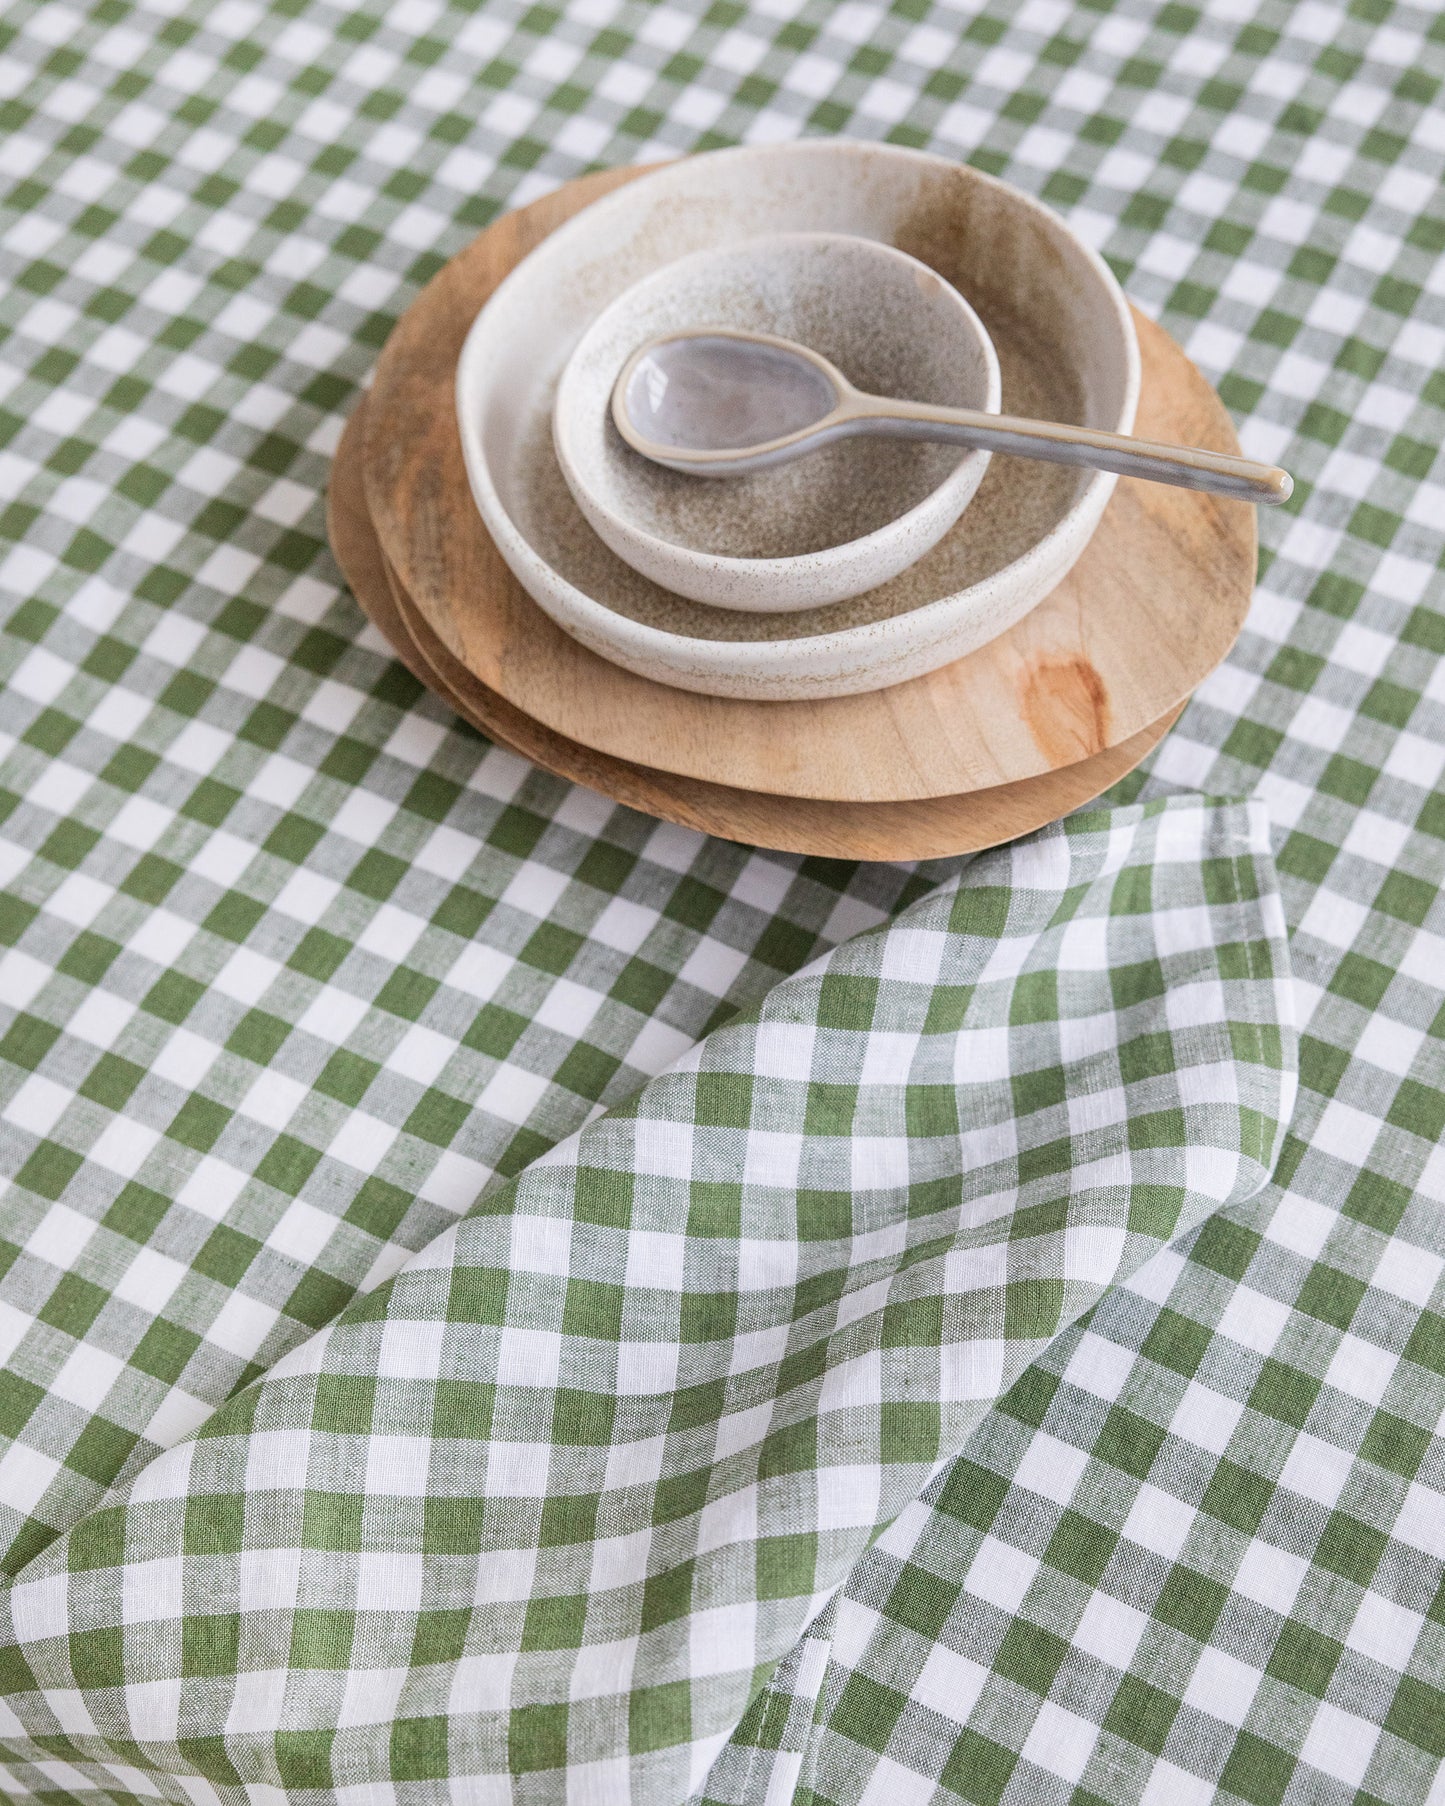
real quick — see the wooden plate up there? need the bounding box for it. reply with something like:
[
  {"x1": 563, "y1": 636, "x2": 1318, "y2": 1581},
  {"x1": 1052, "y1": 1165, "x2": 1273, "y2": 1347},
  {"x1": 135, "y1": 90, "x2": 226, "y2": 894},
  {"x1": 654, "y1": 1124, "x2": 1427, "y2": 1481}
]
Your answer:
[
  {"x1": 363, "y1": 164, "x2": 1253, "y2": 804},
  {"x1": 332, "y1": 399, "x2": 1178, "y2": 859}
]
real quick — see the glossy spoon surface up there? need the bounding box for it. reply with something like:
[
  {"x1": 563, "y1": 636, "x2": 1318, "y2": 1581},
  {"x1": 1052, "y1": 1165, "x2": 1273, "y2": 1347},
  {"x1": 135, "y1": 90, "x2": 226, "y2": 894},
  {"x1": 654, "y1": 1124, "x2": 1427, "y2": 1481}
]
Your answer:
[{"x1": 614, "y1": 327, "x2": 1292, "y2": 504}]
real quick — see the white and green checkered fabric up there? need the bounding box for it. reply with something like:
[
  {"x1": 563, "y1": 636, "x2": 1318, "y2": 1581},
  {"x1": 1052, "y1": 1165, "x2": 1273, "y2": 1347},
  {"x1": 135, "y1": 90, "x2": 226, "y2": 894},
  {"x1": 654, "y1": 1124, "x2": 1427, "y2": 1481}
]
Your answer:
[
  {"x1": 1, "y1": 0, "x2": 1445, "y2": 1800},
  {"x1": 0, "y1": 800, "x2": 1295, "y2": 1796}
]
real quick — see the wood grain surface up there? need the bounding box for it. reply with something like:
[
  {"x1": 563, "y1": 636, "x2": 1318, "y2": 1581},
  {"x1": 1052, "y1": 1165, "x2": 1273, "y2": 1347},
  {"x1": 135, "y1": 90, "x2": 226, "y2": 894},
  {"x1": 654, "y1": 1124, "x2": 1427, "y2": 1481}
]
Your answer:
[
  {"x1": 332, "y1": 399, "x2": 1178, "y2": 859},
  {"x1": 362, "y1": 163, "x2": 1252, "y2": 804}
]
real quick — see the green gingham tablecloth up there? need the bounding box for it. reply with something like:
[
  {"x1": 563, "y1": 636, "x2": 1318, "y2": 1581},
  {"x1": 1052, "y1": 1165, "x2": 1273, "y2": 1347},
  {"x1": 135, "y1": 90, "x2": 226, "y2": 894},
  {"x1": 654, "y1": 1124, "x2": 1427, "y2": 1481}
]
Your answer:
[{"x1": 1, "y1": 0, "x2": 1445, "y2": 1801}]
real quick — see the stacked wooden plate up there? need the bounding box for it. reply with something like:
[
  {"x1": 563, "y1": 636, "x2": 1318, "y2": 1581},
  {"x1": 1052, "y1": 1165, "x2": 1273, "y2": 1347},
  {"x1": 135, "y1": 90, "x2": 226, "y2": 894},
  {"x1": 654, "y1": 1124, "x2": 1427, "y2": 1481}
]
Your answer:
[{"x1": 327, "y1": 166, "x2": 1256, "y2": 860}]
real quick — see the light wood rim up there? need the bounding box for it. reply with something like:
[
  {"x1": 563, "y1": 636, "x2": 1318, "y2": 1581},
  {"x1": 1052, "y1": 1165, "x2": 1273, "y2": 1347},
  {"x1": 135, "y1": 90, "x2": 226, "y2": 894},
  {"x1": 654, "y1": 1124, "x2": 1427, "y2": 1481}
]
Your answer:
[{"x1": 332, "y1": 399, "x2": 1179, "y2": 860}]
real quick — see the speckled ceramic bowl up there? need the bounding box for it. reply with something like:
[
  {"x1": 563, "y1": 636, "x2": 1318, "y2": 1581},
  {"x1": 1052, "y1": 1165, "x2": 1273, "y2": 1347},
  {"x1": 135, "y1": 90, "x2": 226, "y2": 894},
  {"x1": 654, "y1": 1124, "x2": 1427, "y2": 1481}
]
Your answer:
[
  {"x1": 552, "y1": 233, "x2": 1001, "y2": 613},
  {"x1": 456, "y1": 140, "x2": 1139, "y2": 701}
]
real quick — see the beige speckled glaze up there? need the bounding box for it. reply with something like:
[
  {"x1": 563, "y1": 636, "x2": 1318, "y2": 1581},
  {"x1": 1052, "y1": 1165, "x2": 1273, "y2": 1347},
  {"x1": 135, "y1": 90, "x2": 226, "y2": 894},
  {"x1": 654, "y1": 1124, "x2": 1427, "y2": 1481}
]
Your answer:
[
  {"x1": 455, "y1": 140, "x2": 1140, "y2": 701},
  {"x1": 552, "y1": 233, "x2": 1001, "y2": 612}
]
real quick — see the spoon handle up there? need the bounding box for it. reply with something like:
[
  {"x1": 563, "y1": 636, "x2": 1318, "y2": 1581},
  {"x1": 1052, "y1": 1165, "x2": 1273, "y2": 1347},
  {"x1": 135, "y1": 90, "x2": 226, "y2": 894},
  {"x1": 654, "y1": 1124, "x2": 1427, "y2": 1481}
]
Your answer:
[{"x1": 846, "y1": 397, "x2": 1292, "y2": 505}]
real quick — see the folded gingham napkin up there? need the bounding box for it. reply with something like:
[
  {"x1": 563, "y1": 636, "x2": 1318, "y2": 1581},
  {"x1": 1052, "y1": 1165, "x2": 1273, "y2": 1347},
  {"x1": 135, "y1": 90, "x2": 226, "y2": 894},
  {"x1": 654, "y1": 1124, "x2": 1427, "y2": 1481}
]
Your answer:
[{"x1": 0, "y1": 796, "x2": 1295, "y2": 1802}]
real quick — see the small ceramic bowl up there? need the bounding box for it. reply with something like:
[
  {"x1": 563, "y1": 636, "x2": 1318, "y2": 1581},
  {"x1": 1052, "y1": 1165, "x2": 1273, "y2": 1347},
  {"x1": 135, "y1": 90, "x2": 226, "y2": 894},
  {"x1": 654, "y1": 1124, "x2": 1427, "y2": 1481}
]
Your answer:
[
  {"x1": 455, "y1": 140, "x2": 1139, "y2": 700},
  {"x1": 552, "y1": 233, "x2": 1001, "y2": 613}
]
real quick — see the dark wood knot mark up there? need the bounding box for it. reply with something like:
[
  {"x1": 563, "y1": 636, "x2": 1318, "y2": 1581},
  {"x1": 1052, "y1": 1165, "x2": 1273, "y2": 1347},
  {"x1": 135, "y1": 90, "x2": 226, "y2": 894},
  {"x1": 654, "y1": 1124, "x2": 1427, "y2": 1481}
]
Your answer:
[{"x1": 1020, "y1": 656, "x2": 1112, "y2": 766}]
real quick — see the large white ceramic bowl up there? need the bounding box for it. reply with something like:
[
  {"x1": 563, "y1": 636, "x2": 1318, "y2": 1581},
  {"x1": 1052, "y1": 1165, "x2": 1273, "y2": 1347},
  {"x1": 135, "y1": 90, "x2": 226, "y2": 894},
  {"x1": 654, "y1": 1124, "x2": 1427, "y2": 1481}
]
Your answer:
[
  {"x1": 456, "y1": 140, "x2": 1140, "y2": 701},
  {"x1": 552, "y1": 232, "x2": 1001, "y2": 613}
]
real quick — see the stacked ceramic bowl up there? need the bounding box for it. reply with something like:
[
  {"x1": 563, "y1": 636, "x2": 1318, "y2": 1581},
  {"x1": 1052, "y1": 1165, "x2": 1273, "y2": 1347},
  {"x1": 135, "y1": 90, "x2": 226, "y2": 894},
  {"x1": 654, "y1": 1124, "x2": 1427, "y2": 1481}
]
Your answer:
[{"x1": 332, "y1": 140, "x2": 1258, "y2": 859}]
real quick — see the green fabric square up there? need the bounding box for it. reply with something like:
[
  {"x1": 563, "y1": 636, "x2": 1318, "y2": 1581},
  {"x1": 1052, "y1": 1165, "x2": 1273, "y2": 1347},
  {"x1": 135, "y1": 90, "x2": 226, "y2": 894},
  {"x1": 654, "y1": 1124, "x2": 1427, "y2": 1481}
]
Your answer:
[
  {"x1": 939, "y1": 1728, "x2": 1016, "y2": 1805},
  {"x1": 393, "y1": 1716, "x2": 452, "y2": 1781},
  {"x1": 1103, "y1": 1675, "x2": 1178, "y2": 1754},
  {"x1": 182, "y1": 1614, "x2": 241, "y2": 1679},
  {"x1": 1218, "y1": 1730, "x2": 1295, "y2": 1806},
  {"x1": 1154, "y1": 1564, "x2": 1228, "y2": 1640},
  {"x1": 1201, "y1": 1459, "x2": 1274, "y2": 1536}
]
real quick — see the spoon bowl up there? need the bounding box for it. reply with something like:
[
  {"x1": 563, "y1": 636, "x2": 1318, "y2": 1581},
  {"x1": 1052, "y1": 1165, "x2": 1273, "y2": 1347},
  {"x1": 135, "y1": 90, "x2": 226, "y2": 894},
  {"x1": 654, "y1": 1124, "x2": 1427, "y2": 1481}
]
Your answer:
[{"x1": 553, "y1": 232, "x2": 1001, "y2": 613}]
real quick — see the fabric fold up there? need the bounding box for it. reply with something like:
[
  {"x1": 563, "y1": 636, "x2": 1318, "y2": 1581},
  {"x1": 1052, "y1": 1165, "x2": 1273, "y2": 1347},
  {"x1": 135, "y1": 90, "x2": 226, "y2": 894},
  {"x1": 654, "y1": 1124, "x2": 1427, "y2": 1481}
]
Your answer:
[{"x1": 0, "y1": 796, "x2": 1296, "y2": 1802}]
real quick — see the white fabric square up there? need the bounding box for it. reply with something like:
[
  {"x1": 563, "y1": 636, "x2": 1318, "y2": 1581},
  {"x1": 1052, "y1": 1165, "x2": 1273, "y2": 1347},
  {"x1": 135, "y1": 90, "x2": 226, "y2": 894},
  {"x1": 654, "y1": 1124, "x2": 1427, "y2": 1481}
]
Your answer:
[
  {"x1": 45, "y1": 872, "x2": 112, "y2": 928},
  {"x1": 237, "y1": 1549, "x2": 301, "y2": 1614},
  {"x1": 24, "y1": 1203, "x2": 96, "y2": 1270},
  {"x1": 508, "y1": 1214, "x2": 572, "y2": 1278},
  {"x1": 590, "y1": 1524, "x2": 654, "y2": 1593},
  {"x1": 623, "y1": 1228, "x2": 687, "y2": 1293},
  {"x1": 122, "y1": 1556, "x2": 184, "y2": 1624},
  {"x1": 1183, "y1": 1647, "x2": 1262, "y2": 1725},
  {"x1": 737, "y1": 1236, "x2": 798, "y2": 1293},
  {"x1": 245, "y1": 1430, "x2": 311, "y2": 1493},
  {"x1": 857, "y1": 1756, "x2": 937, "y2": 1806},
  {"x1": 816, "y1": 1464, "x2": 881, "y2": 1531},
  {"x1": 356, "y1": 1550, "x2": 423, "y2": 1614},
  {"x1": 586, "y1": 896, "x2": 656, "y2": 955},
  {"x1": 1231, "y1": 1540, "x2": 1308, "y2": 1615},
  {"x1": 1263, "y1": 1194, "x2": 1335, "y2": 1261},
  {"x1": 326, "y1": 1111, "x2": 397, "y2": 1173},
  {"x1": 1169, "y1": 1382, "x2": 1245, "y2": 1457},
  {"x1": 364, "y1": 1435, "x2": 432, "y2": 1497},
  {"x1": 1324, "y1": 1332, "x2": 1397, "y2": 1406},
  {"x1": 357, "y1": 904, "x2": 427, "y2": 962},
  {"x1": 858, "y1": 1030, "x2": 920, "y2": 1087},
  {"x1": 386, "y1": 1023, "x2": 455, "y2": 1086},
  {"x1": 336, "y1": 1666, "x2": 410, "y2": 1730},
  {"x1": 41, "y1": 1690, "x2": 98, "y2": 1736},
  {"x1": 1072, "y1": 1591, "x2": 1149, "y2": 1670},
  {"x1": 1347, "y1": 1590, "x2": 1425, "y2": 1666},
  {"x1": 849, "y1": 1136, "x2": 912, "y2": 1191},
  {"x1": 88, "y1": 1118, "x2": 161, "y2": 1180},
  {"x1": 212, "y1": 946, "x2": 281, "y2": 1005},
  {"x1": 50, "y1": 1344, "x2": 124, "y2": 1409},
  {"x1": 177, "y1": 1155, "x2": 248, "y2": 1221},
  {"x1": 1138, "y1": 1758, "x2": 1215, "y2": 1806},
  {"x1": 1122, "y1": 1484, "x2": 1196, "y2": 1563},
  {"x1": 264, "y1": 1200, "x2": 336, "y2": 1265},
  {"x1": 1062, "y1": 1223, "x2": 1127, "y2": 1286},
  {"x1": 1214, "y1": 1284, "x2": 1291, "y2": 1356},
  {"x1": 225, "y1": 1667, "x2": 289, "y2": 1735},
  {"x1": 714, "y1": 1402, "x2": 772, "y2": 1462},
  {"x1": 1300, "y1": 1701, "x2": 1379, "y2": 1789},
  {"x1": 1064, "y1": 1331, "x2": 1137, "y2": 1404},
  {"x1": 750, "y1": 1021, "x2": 817, "y2": 1084},
  {"x1": 912, "y1": 1640, "x2": 989, "y2": 1720},
  {"x1": 419, "y1": 1150, "x2": 491, "y2": 1213},
  {"x1": 964, "y1": 1535, "x2": 1038, "y2": 1613},
  {"x1": 1372, "y1": 1237, "x2": 1443, "y2": 1307},
  {"x1": 1393, "y1": 1481, "x2": 1445, "y2": 1559},
  {"x1": 535, "y1": 979, "x2": 605, "y2": 1037},
  {"x1": 485, "y1": 1440, "x2": 552, "y2": 1497},
  {"x1": 1021, "y1": 1701, "x2": 1098, "y2": 1785},
  {"x1": 1012, "y1": 1431, "x2": 1089, "y2": 1506},
  {"x1": 877, "y1": 926, "x2": 948, "y2": 986},
  {"x1": 496, "y1": 1326, "x2": 562, "y2": 1388},
  {"x1": 126, "y1": 1678, "x2": 181, "y2": 1743},
  {"x1": 631, "y1": 1116, "x2": 695, "y2": 1180},
  {"x1": 615, "y1": 1341, "x2": 678, "y2": 1396},
  {"x1": 378, "y1": 1319, "x2": 445, "y2": 1382},
  {"x1": 688, "y1": 1601, "x2": 757, "y2": 1678},
  {"x1": 205, "y1": 1294, "x2": 278, "y2": 1361},
  {"x1": 1278, "y1": 1432, "x2": 1354, "y2": 1510}
]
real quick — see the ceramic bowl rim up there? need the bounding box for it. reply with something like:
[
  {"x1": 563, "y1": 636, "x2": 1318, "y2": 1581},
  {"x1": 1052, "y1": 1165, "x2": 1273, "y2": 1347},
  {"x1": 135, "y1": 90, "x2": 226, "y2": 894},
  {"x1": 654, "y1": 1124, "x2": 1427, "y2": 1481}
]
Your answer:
[
  {"x1": 455, "y1": 138, "x2": 1141, "y2": 672},
  {"x1": 550, "y1": 229, "x2": 1002, "y2": 583}
]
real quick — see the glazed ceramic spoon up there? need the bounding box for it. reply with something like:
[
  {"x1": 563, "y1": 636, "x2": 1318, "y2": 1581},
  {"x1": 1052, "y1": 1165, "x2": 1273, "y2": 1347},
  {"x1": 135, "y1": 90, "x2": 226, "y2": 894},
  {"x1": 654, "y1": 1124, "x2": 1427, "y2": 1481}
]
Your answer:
[{"x1": 613, "y1": 327, "x2": 1293, "y2": 504}]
